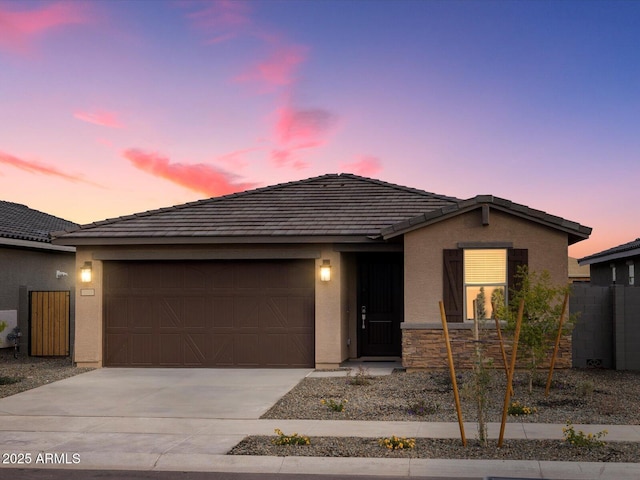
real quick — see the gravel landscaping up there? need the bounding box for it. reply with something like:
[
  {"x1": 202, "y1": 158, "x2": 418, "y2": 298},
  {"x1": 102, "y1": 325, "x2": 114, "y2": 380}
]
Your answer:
[
  {"x1": 0, "y1": 350, "x2": 93, "y2": 398},
  {"x1": 2, "y1": 353, "x2": 638, "y2": 462},
  {"x1": 261, "y1": 367, "x2": 640, "y2": 424},
  {"x1": 229, "y1": 436, "x2": 640, "y2": 463},
  {"x1": 233, "y1": 366, "x2": 640, "y2": 462}
]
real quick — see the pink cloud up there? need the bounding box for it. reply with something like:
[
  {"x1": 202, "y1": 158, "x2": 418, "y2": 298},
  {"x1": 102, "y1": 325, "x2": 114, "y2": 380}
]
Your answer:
[
  {"x1": 216, "y1": 147, "x2": 263, "y2": 170},
  {"x1": 0, "y1": 150, "x2": 97, "y2": 185},
  {"x1": 0, "y1": 2, "x2": 92, "y2": 54},
  {"x1": 340, "y1": 155, "x2": 383, "y2": 177},
  {"x1": 236, "y1": 45, "x2": 308, "y2": 90},
  {"x1": 182, "y1": 0, "x2": 252, "y2": 44},
  {"x1": 74, "y1": 110, "x2": 123, "y2": 129},
  {"x1": 270, "y1": 149, "x2": 309, "y2": 170},
  {"x1": 268, "y1": 105, "x2": 335, "y2": 168},
  {"x1": 275, "y1": 106, "x2": 334, "y2": 145},
  {"x1": 123, "y1": 149, "x2": 258, "y2": 197}
]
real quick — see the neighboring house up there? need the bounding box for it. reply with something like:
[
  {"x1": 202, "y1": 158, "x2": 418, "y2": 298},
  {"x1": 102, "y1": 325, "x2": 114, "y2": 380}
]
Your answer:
[
  {"x1": 568, "y1": 256, "x2": 590, "y2": 283},
  {"x1": 578, "y1": 238, "x2": 640, "y2": 286},
  {"x1": 571, "y1": 238, "x2": 640, "y2": 370},
  {"x1": 0, "y1": 201, "x2": 78, "y2": 355},
  {"x1": 53, "y1": 174, "x2": 591, "y2": 370}
]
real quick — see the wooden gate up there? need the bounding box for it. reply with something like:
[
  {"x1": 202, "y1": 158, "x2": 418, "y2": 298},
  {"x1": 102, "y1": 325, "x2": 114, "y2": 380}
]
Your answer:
[{"x1": 30, "y1": 291, "x2": 70, "y2": 356}]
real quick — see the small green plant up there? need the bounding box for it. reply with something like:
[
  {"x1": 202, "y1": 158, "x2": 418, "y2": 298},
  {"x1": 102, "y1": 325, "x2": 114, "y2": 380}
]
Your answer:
[
  {"x1": 577, "y1": 380, "x2": 595, "y2": 398},
  {"x1": 347, "y1": 365, "x2": 371, "y2": 385},
  {"x1": 407, "y1": 398, "x2": 439, "y2": 416},
  {"x1": 378, "y1": 435, "x2": 416, "y2": 450},
  {"x1": 272, "y1": 428, "x2": 310, "y2": 446},
  {"x1": 498, "y1": 267, "x2": 577, "y2": 393},
  {"x1": 562, "y1": 422, "x2": 607, "y2": 448},
  {"x1": 0, "y1": 376, "x2": 21, "y2": 386},
  {"x1": 321, "y1": 398, "x2": 347, "y2": 412},
  {"x1": 507, "y1": 400, "x2": 537, "y2": 417}
]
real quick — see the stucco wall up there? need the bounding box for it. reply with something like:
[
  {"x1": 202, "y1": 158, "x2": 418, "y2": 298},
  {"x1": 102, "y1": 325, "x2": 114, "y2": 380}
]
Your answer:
[
  {"x1": 73, "y1": 248, "x2": 103, "y2": 367},
  {"x1": 404, "y1": 208, "x2": 569, "y2": 325},
  {"x1": 0, "y1": 245, "x2": 76, "y2": 354},
  {"x1": 314, "y1": 247, "x2": 344, "y2": 368}
]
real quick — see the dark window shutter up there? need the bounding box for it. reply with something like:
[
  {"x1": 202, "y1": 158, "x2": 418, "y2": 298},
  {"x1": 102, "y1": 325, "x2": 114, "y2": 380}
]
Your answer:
[
  {"x1": 443, "y1": 249, "x2": 463, "y2": 323},
  {"x1": 508, "y1": 248, "x2": 528, "y2": 299}
]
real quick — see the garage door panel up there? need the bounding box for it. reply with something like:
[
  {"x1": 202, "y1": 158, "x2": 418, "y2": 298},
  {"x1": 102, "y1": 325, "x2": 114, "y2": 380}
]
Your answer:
[
  {"x1": 287, "y1": 297, "x2": 314, "y2": 329},
  {"x1": 184, "y1": 297, "x2": 207, "y2": 329},
  {"x1": 185, "y1": 265, "x2": 207, "y2": 289},
  {"x1": 211, "y1": 296, "x2": 234, "y2": 328},
  {"x1": 289, "y1": 333, "x2": 315, "y2": 367},
  {"x1": 130, "y1": 265, "x2": 158, "y2": 290},
  {"x1": 104, "y1": 334, "x2": 128, "y2": 366},
  {"x1": 104, "y1": 260, "x2": 314, "y2": 367},
  {"x1": 159, "y1": 298, "x2": 183, "y2": 329},
  {"x1": 264, "y1": 297, "x2": 288, "y2": 329},
  {"x1": 210, "y1": 263, "x2": 235, "y2": 289},
  {"x1": 159, "y1": 333, "x2": 182, "y2": 366},
  {"x1": 286, "y1": 262, "x2": 315, "y2": 288},
  {"x1": 234, "y1": 334, "x2": 260, "y2": 366},
  {"x1": 105, "y1": 296, "x2": 128, "y2": 329},
  {"x1": 160, "y1": 263, "x2": 186, "y2": 289},
  {"x1": 129, "y1": 296, "x2": 155, "y2": 330},
  {"x1": 261, "y1": 334, "x2": 291, "y2": 366},
  {"x1": 235, "y1": 296, "x2": 261, "y2": 329},
  {"x1": 130, "y1": 334, "x2": 157, "y2": 366},
  {"x1": 184, "y1": 334, "x2": 207, "y2": 366},
  {"x1": 211, "y1": 334, "x2": 235, "y2": 366}
]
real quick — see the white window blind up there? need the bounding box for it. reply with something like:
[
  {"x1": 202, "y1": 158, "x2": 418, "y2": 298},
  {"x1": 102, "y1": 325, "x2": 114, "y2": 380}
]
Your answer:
[{"x1": 464, "y1": 249, "x2": 507, "y2": 284}]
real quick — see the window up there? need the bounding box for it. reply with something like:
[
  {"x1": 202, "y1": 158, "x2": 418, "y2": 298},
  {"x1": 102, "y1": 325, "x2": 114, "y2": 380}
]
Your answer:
[
  {"x1": 628, "y1": 261, "x2": 635, "y2": 286},
  {"x1": 443, "y1": 248, "x2": 527, "y2": 323},
  {"x1": 464, "y1": 249, "x2": 507, "y2": 320},
  {"x1": 611, "y1": 264, "x2": 616, "y2": 283}
]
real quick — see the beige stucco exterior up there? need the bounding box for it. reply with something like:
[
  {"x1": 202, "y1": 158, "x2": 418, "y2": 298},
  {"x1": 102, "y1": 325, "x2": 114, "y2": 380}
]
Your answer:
[
  {"x1": 73, "y1": 248, "x2": 103, "y2": 368},
  {"x1": 71, "y1": 207, "x2": 573, "y2": 370},
  {"x1": 404, "y1": 207, "x2": 568, "y2": 326}
]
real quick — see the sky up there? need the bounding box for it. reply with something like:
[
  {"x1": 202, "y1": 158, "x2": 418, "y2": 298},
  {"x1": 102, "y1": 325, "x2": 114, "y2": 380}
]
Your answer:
[{"x1": 1, "y1": 0, "x2": 638, "y2": 259}]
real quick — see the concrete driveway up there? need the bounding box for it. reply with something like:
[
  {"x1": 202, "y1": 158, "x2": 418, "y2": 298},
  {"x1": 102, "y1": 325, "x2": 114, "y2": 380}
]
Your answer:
[{"x1": 0, "y1": 368, "x2": 312, "y2": 419}]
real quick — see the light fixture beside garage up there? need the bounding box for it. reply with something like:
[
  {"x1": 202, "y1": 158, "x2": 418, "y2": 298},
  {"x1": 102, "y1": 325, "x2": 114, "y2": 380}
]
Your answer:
[
  {"x1": 80, "y1": 261, "x2": 92, "y2": 283},
  {"x1": 319, "y1": 259, "x2": 331, "y2": 282}
]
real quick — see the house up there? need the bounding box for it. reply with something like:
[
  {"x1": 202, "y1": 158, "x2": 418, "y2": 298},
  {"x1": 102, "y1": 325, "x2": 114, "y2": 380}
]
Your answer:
[
  {"x1": 578, "y1": 238, "x2": 639, "y2": 286},
  {"x1": 52, "y1": 174, "x2": 591, "y2": 369},
  {"x1": 571, "y1": 238, "x2": 640, "y2": 370},
  {"x1": 0, "y1": 201, "x2": 78, "y2": 354},
  {"x1": 568, "y1": 256, "x2": 590, "y2": 283}
]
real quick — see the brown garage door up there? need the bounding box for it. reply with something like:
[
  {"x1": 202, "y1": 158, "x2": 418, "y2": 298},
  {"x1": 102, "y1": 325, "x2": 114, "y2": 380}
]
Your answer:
[{"x1": 103, "y1": 260, "x2": 315, "y2": 367}]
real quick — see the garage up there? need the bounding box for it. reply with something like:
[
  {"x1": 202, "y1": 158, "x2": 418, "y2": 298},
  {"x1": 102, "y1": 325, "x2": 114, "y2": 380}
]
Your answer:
[{"x1": 103, "y1": 259, "x2": 315, "y2": 367}]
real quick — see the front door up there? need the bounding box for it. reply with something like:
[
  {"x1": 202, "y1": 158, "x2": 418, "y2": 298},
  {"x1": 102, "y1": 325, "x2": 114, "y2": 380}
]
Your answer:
[{"x1": 357, "y1": 253, "x2": 403, "y2": 357}]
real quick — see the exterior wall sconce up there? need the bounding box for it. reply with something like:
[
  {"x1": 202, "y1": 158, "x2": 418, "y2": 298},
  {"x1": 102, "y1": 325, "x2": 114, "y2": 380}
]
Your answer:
[
  {"x1": 319, "y1": 259, "x2": 331, "y2": 282},
  {"x1": 80, "y1": 261, "x2": 93, "y2": 283}
]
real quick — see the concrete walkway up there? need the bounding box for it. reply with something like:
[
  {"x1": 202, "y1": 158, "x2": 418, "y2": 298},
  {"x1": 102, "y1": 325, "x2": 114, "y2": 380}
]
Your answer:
[{"x1": 0, "y1": 365, "x2": 638, "y2": 479}]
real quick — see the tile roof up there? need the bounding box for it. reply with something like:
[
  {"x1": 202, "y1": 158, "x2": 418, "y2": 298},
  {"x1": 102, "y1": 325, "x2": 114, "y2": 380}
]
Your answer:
[
  {"x1": 382, "y1": 194, "x2": 592, "y2": 245},
  {"x1": 579, "y1": 237, "x2": 640, "y2": 265},
  {"x1": 53, "y1": 174, "x2": 460, "y2": 244},
  {"x1": 0, "y1": 201, "x2": 79, "y2": 244}
]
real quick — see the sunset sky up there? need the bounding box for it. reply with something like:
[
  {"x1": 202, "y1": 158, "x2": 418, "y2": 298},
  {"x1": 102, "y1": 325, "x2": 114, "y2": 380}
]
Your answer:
[{"x1": 1, "y1": 0, "x2": 638, "y2": 258}]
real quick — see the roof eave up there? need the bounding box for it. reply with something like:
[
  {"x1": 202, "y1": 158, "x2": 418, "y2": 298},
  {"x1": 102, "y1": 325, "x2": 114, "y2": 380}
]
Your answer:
[
  {"x1": 1, "y1": 236, "x2": 76, "y2": 253},
  {"x1": 52, "y1": 234, "x2": 387, "y2": 247},
  {"x1": 381, "y1": 196, "x2": 592, "y2": 243},
  {"x1": 579, "y1": 247, "x2": 640, "y2": 266}
]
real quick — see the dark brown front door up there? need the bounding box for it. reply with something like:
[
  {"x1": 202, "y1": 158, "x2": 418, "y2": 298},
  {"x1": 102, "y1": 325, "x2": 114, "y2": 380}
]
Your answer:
[
  {"x1": 357, "y1": 253, "x2": 403, "y2": 357},
  {"x1": 103, "y1": 260, "x2": 315, "y2": 368}
]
